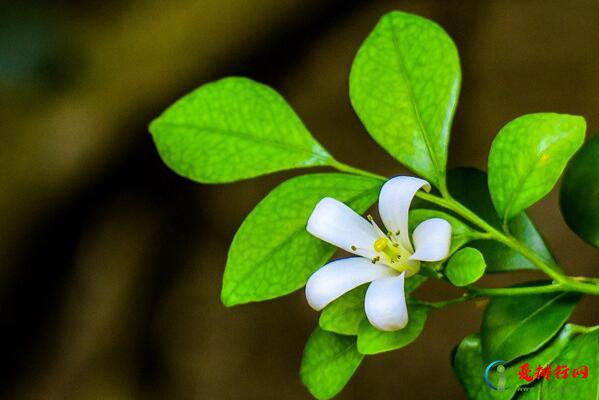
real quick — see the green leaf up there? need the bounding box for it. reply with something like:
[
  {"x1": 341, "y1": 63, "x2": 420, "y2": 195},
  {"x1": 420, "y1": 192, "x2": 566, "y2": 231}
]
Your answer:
[
  {"x1": 560, "y1": 135, "x2": 599, "y2": 249},
  {"x1": 319, "y1": 275, "x2": 427, "y2": 336},
  {"x1": 452, "y1": 325, "x2": 576, "y2": 400},
  {"x1": 319, "y1": 285, "x2": 367, "y2": 336},
  {"x1": 447, "y1": 168, "x2": 557, "y2": 272},
  {"x1": 410, "y1": 209, "x2": 478, "y2": 255},
  {"x1": 349, "y1": 11, "x2": 460, "y2": 187},
  {"x1": 150, "y1": 77, "x2": 333, "y2": 183},
  {"x1": 488, "y1": 113, "x2": 586, "y2": 221},
  {"x1": 221, "y1": 173, "x2": 381, "y2": 306},
  {"x1": 445, "y1": 247, "x2": 486, "y2": 286},
  {"x1": 481, "y1": 289, "x2": 581, "y2": 363},
  {"x1": 541, "y1": 330, "x2": 598, "y2": 400},
  {"x1": 300, "y1": 328, "x2": 364, "y2": 400},
  {"x1": 357, "y1": 304, "x2": 428, "y2": 355}
]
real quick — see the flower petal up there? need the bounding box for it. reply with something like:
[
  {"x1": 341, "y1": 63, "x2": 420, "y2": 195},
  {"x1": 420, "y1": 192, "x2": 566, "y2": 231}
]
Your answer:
[
  {"x1": 307, "y1": 197, "x2": 378, "y2": 258},
  {"x1": 364, "y1": 273, "x2": 408, "y2": 331},
  {"x1": 305, "y1": 257, "x2": 393, "y2": 311},
  {"x1": 409, "y1": 218, "x2": 452, "y2": 262},
  {"x1": 378, "y1": 176, "x2": 431, "y2": 252}
]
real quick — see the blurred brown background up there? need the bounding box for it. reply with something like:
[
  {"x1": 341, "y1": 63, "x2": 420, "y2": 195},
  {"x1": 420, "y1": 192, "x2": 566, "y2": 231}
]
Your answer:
[{"x1": 1, "y1": 0, "x2": 598, "y2": 399}]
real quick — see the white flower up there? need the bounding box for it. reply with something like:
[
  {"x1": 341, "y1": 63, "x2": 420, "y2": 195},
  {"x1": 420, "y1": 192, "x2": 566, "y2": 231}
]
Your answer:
[{"x1": 305, "y1": 176, "x2": 452, "y2": 331}]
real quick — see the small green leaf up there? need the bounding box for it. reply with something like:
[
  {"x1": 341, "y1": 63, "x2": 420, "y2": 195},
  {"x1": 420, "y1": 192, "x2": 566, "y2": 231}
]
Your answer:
[
  {"x1": 150, "y1": 77, "x2": 333, "y2": 183},
  {"x1": 560, "y1": 135, "x2": 599, "y2": 249},
  {"x1": 319, "y1": 285, "x2": 367, "y2": 336},
  {"x1": 452, "y1": 325, "x2": 576, "y2": 400},
  {"x1": 319, "y1": 275, "x2": 427, "y2": 336},
  {"x1": 357, "y1": 304, "x2": 427, "y2": 355},
  {"x1": 221, "y1": 173, "x2": 381, "y2": 306},
  {"x1": 445, "y1": 247, "x2": 486, "y2": 287},
  {"x1": 300, "y1": 328, "x2": 364, "y2": 400},
  {"x1": 350, "y1": 11, "x2": 460, "y2": 187},
  {"x1": 541, "y1": 330, "x2": 598, "y2": 400},
  {"x1": 488, "y1": 113, "x2": 586, "y2": 221},
  {"x1": 447, "y1": 168, "x2": 557, "y2": 272},
  {"x1": 410, "y1": 209, "x2": 478, "y2": 255},
  {"x1": 481, "y1": 289, "x2": 581, "y2": 363}
]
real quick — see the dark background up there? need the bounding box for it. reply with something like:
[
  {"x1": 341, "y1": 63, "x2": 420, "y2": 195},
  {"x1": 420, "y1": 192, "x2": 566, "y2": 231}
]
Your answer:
[{"x1": 1, "y1": 0, "x2": 598, "y2": 399}]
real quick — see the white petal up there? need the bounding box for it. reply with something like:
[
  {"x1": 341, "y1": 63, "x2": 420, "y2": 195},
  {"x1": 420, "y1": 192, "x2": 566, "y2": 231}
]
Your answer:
[
  {"x1": 378, "y1": 176, "x2": 431, "y2": 252},
  {"x1": 409, "y1": 218, "x2": 452, "y2": 262},
  {"x1": 364, "y1": 273, "x2": 408, "y2": 331},
  {"x1": 305, "y1": 257, "x2": 393, "y2": 311},
  {"x1": 307, "y1": 197, "x2": 378, "y2": 258}
]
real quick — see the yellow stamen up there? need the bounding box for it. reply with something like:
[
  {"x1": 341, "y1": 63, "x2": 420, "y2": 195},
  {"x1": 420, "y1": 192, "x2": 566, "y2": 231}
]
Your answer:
[{"x1": 374, "y1": 237, "x2": 388, "y2": 252}]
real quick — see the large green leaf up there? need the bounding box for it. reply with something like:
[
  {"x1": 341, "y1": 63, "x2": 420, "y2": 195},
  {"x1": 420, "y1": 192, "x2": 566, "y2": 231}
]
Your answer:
[
  {"x1": 300, "y1": 328, "x2": 364, "y2": 400},
  {"x1": 541, "y1": 330, "x2": 598, "y2": 400},
  {"x1": 357, "y1": 304, "x2": 427, "y2": 355},
  {"x1": 409, "y1": 209, "x2": 479, "y2": 255},
  {"x1": 319, "y1": 275, "x2": 427, "y2": 336},
  {"x1": 447, "y1": 168, "x2": 557, "y2": 272},
  {"x1": 481, "y1": 289, "x2": 581, "y2": 363},
  {"x1": 221, "y1": 173, "x2": 381, "y2": 306},
  {"x1": 452, "y1": 325, "x2": 576, "y2": 400},
  {"x1": 150, "y1": 77, "x2": 333, "y2": 183},
  {"x1": 560, "y1": 135, "x2": 599, "y2": 249},
  {"x1": 445, "y1": 247, "x2": 486, "y2": 287},
  {"x1": 349, "y1": 11, "x2": 460, "y2": 187},
  {"x1": 488, "y1": 113, "x2": 586, "y2": 221}
]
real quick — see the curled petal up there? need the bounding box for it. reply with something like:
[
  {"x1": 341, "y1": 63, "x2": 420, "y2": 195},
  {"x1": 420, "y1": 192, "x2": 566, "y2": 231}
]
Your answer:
[
  {"x1": 378, "y1": 176, "x2": 430, "y2": 252},
  {"x1": 409, "y1": 218, "x2": 452, "y2": 262},
  {"x1": 307, "y1": 197, "x2": 378, "y2": 258},
  {"x1": 365, "y1": 273, "x2": 408, "y2": 331},
  {"x1": 305, "y1": 257, "x2": 393, "y2": 311}
]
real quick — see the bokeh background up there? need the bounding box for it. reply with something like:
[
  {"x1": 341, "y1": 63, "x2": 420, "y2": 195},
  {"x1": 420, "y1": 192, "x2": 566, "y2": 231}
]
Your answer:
[{"x1": 1, "y1": 0, "x2": 598, "y2": 399}]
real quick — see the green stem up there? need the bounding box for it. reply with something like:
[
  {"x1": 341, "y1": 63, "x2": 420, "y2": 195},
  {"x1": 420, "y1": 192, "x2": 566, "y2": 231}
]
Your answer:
[
  {"x1": 414, "y1": 282, "x2": 572, "y2": 310},
  {"x1": 331, "y1": 161, "x2": 599, "y2": 295},
  {"x1": 469, "y1": 283, "x2": 566, "y2": 296},
  {"x1": 330, "y1": 160, "x2": 386, "y2": 181},
  {"x1": 410, "y1": 293, "x2": 476, "y2": 309},
  {"x1": 569, "y1": 323, "x2": 599, "y2": 334}
]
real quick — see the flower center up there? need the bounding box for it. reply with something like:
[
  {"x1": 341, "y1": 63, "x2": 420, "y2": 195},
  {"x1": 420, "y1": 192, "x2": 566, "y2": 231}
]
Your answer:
[{"x1": 353, "y1": 215, "x2": 421, "y2": 277}]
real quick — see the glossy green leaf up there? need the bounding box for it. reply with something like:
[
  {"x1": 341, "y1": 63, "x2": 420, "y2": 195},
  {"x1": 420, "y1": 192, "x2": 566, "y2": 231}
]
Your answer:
[
  {"x1": 300, "y1": 328, "x2": 364, "y2": 400},
  {"x1": 221, "y1": 173, "x2": 381, "y2": 306},
  {"x1": 150, "y1": 77, "x2": 333, "y2": 183},
  {"x1": 541, "y1": 330, "x2": 598, "y2": 400},
  {"x1": 447, "y1": 168, "x2": 557, "y2": 272},
  {"x1": 319, "y1": 275, "x2": 427, "y2": 336},
  {"x1": 349, "y1": 11, "x2": 460, "y2": 187},
  {"x1": 488, "y1": 113, "x2": 586, "y2": 221},
  {"x1": 560, "y1": 135, "x2": 599, "y2": 249},
  {"x1": 409, "y1": 209, "x2": 479, "y2": 255},
  {"x1": 481, "y1": 289, "x2": 581, "y2": 363},
  {"x1": 357, "y1": 304, "x2": 427, "y2": 355},
  {"x1": 445, "y1": 247, "x2": 486, "y2": 286},
  {"x1": 452, "y1": 325, "x2": 576, "y2": 400},
  {"x1": 319, "y1": 285, "x2": 367, "y2": 336}
]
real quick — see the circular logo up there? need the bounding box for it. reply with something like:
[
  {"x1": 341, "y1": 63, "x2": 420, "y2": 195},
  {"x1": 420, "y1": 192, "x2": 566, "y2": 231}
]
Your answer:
[{"x1": 484, "y1": 360, "x2": 507, "y2": 391}]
